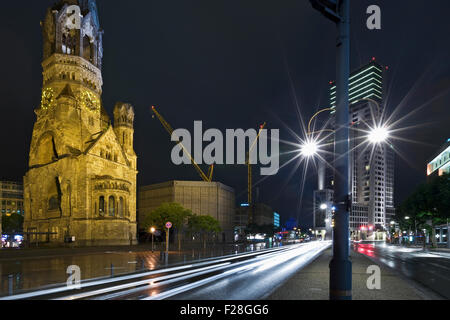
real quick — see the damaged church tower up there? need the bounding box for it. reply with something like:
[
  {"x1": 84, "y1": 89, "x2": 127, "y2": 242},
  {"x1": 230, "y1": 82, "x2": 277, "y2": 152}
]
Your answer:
[{"x1": 23, "y1": 0, "x2": 138, "y2": 246}]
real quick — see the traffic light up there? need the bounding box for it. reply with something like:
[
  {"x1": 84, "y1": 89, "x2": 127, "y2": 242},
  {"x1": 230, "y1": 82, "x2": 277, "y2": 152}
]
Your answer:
[{"x1": 309, "y1": 0, "x2": 341, "y2": 23}]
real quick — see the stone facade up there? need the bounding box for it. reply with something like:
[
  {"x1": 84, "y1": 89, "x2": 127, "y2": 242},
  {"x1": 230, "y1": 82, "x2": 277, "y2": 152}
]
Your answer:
[
  {"x1": 138, "y1": 181, "x2": 235, "y2": 242},
  {"x1": 23, "y1": 0, "x2": 138, "y2": 246}
]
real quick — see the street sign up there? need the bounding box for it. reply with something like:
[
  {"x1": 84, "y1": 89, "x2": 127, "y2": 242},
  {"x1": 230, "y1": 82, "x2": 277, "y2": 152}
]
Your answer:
[{"x1": 165, "y1": 222, "x2": 172, "y2": 229}]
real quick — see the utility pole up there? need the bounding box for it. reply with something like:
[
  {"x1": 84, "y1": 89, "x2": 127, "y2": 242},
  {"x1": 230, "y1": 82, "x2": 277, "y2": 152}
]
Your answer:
[{"x1": 310, "y1": 0, "x2": 352, "y2": 300}]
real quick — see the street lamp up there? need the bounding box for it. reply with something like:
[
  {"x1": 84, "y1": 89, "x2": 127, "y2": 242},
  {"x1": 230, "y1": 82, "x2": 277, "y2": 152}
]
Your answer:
[
  {"x1": 310, "y1": 0, "x2": 351, "y2": 301},
  {"x1": 300, "y1": 139, "x2": 319, "y2": 158},
  {"x1": 368, "y1": 126, "x2": 390, "y2": 144},
  {"x1": 150, "y1": 227, "x2": 156, "y2": 253}
]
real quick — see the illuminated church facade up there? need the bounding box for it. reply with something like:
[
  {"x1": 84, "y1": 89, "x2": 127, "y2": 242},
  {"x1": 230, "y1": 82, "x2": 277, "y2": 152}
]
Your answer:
[{"x1": 23, "y1": 0, "x2": 138, "y2": 246}]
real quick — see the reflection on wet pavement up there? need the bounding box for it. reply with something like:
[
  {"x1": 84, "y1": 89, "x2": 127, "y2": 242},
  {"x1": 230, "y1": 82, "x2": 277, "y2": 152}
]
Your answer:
[
  {"x1": 353, "y1": 242, "x2": 450, "y2": 299},
  {"x1": 0, "y1": 242, "x2": 277, "y2": 296}
]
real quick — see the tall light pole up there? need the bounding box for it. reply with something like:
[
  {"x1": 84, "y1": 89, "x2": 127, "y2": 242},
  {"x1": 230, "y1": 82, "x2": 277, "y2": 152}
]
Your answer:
[
  {"x1": 150, "y1": 227, "x2": 156, "y2": 253},
  {"x1": 310, "y1": 0, "x2": 352, "y2": 300}
]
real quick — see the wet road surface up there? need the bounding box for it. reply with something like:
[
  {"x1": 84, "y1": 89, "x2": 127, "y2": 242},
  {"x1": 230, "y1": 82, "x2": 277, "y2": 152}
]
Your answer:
[
  {"x1": 0, "y1": 242, "x2": 271, "y2": 296},
  {"x1": 353, "y1": 242, "x2": 450, "y2": 299},
  {"x1": 0, "y1": 241, "x2": 330, "y2": 300}
]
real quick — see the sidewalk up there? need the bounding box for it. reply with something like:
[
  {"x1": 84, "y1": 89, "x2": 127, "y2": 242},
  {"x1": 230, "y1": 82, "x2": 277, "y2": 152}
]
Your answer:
[{"x1": 268, "y1": 248, "x2": 442, "y2": 300}]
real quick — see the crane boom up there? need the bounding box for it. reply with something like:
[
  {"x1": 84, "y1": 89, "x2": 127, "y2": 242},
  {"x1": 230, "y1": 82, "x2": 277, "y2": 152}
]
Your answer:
[
  {"x1": 247, "y1": 122, "x2": 267, "y2": 225},
  {"x1": 151, "y1": 106, "x2": 213, "y2": 182}
]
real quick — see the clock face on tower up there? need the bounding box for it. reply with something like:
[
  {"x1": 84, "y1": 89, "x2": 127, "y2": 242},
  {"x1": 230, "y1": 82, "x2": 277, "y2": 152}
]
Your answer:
[
  {"x1": 41, "y1": 87, "x2": 55, "y2": 110},
  {"x1": 78, "y1": 90, "x2": 101, "y2": 112}
]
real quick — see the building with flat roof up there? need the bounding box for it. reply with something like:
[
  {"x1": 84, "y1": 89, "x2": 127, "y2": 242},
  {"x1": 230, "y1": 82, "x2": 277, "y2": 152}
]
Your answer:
[
  {"x1": 1, "y1": 181, "x2": 24, "y2": 217},
  {"x1": 427, "y1": 138, "x2": 450, "y2": 179},
  {"x1": 138, "y1": 181, "x2": 235, "y2": 242},
  {"x1": 330, "y1": 58, "x2": 383, "y2": 111},
  {"x1": 0, "y1": 181, "x2": 24, "y2": 236}
]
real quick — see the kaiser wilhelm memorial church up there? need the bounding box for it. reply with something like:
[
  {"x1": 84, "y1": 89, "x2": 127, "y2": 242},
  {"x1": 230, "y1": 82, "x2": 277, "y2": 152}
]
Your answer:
[{"x1": 23, "y1": 0, "x2": 138, "y2": 246}]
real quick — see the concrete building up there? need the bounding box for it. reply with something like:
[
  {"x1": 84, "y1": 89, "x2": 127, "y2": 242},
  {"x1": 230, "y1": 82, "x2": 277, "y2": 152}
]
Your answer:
[
  {"x1": 234, "y1": 203, "x2": 275, "y2": 228},
  {"x1": 1, "y1": 181, "x2": 24, "y2": 235},
  {"x1": 234, "y1": 203, "x2": 276, "y2": 240},
  {"x1": 23, "y1": 0, "x2": 138, "y2": 246},
  {"x1": 323, "y1": 59, "x2": 395, "y2": 240},
  {"x1": 138, "y1": 181, "x2": 235, "y2": 242}
]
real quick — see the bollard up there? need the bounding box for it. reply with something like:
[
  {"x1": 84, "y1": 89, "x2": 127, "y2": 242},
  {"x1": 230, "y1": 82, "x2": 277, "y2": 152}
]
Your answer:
[
  {"x1": 184, "y1": 254, "x2": 186, "y2": 264},
  {"x1": 8, "y1": 275, "x2": 13, "y2": 296},
  {"x1": 142, "y1": 260, "x2": 145, "y2": 270},
  {"x1": 110, "y1": 263, "x2": 114, "y2": 278}
]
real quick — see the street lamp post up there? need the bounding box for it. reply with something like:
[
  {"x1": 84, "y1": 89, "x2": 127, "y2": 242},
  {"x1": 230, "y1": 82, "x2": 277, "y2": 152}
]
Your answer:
[
  {"x1": 310, "y1": 0, "x2": 351, "y2": 300},
  {"x1": 331, "y1": 0, "x2": 352, "y2": 301}
]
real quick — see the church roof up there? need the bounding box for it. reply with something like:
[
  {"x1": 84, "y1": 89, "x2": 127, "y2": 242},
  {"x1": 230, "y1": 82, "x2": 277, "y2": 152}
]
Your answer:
[{"x1": 84, "y1": 126, "x2": 132, "y2": 167}]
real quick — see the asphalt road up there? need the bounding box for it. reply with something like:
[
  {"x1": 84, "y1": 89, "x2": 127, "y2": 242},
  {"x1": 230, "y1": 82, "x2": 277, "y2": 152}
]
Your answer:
[
  {"x1": 0, "y1": 241, "x2": 331, "y2": 300},
  {"x1": 353, "y1": 242, "x2": 450, "y2": 299}
]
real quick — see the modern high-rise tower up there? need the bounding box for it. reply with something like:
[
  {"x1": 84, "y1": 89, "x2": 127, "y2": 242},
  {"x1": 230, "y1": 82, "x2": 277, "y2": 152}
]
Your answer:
[
  {"x1": 314, "y1": 59, "x2": 395, "y2": 240},
  {"x1": 23, "y1": 0, "x2": 138, "y2": 246}
]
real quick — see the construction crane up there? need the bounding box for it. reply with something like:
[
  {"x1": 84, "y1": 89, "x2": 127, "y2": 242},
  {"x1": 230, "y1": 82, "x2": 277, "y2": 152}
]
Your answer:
[
  {"x1": 247, "y1": 122, "x2": 267, "y2": 225},
  {"x1": 151, "y1": 106, "x2": 214, "y2": 182}
]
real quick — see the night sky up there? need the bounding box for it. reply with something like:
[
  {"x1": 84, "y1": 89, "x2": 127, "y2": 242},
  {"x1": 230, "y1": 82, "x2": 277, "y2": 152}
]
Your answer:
[{"x1": 1, "y1": 0, "x2": 449, "y2": 227}]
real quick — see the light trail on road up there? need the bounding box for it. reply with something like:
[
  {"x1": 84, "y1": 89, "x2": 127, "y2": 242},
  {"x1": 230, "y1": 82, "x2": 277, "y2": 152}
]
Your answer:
[{"x1": 1, "y1": 241, "x2": 331, "y2": 301}]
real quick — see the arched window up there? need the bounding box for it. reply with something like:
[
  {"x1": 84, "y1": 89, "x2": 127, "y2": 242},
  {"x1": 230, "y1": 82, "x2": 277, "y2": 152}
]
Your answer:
[
  {"x1": 119, "y1": 197, "x2": 124, "y2": 218},
  {"x1": 99, "y1": 196, "x2": 105, "y2": 216},
  {"x1": 108, "y1": 196, "x2": 115, "y2": 217}
]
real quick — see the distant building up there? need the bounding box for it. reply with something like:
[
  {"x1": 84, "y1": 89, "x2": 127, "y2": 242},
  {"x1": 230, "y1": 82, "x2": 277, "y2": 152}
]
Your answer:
[
  {"x1": 327, "y1": 59, "x2": 395, "y2": 240},
  {"x1": 426, "y1": 139, "x2": 450, "y2": 247},
  {"x1": 0, "y1": 181, "x2": 24, "y2": 235},
  {"x1": 427, "y1": 138, "x2": 450, "y2": 179},
  {"x1": 235, "y1": 203, "x2": 274, "y2": 226},
  {"x1": 274, "y1": 212, "x2": 280, "y2": 228},
  {"x1": 1, "y1": 181, "x2": 24, "y2": 217},
  {"x1": 139, "y1": 181, "x2": 235, "y2": 242},
  {"x1": 313, "y1": 189, "x2": 333, "y2": 238}
]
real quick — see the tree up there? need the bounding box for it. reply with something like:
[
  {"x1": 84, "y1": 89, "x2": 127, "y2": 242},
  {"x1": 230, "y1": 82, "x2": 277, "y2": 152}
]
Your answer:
[
  {"x1": 396, "y1": 173, "x2": 450, "y2": 247},
  {"x1": 188, "y1": 214, "x2": 221, "y2": 249},
  {"x1": 142, "y1": 203, "x2": 192, "y2": 251},
  {"x1": 1, "y1": 213, "x2": 24, "y2": 234}
]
